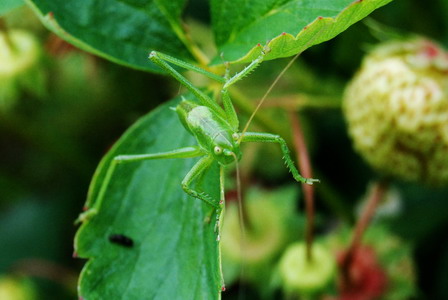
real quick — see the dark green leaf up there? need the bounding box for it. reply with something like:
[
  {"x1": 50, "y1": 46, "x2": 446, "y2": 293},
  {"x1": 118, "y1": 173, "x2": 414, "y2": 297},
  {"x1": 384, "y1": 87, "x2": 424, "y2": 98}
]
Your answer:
[
  {"x1": 390, "y1": 184, "x2": 448, "y2": 243},
  {"x1": 26, "y1": 0, "x2": 192, "y2": 72},
  {"x1": 211, "y1": 0, "x2": 393, "y2": 63},
  {"x1": 75, "y1": 97, "x2": 223, "y2": 299},
  {"x1": 0, "y1": 0, "x2": 24, "y2": 15}
]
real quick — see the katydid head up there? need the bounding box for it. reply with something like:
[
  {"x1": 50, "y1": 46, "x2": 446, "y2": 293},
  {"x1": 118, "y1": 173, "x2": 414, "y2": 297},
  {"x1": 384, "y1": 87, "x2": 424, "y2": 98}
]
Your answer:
[{"x1": 212, "y1": 140, "x2": 241, "y2": 165}]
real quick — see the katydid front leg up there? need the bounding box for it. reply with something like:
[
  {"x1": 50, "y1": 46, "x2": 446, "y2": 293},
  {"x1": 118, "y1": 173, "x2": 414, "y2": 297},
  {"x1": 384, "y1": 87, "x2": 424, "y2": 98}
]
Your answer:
[
  {"x1": 220, "y1": 47, "x2": 268, "y2": 131},
  {"x1": 182, "y1": 156, "x2": 226, "y2": 239},
  {"x1": 181, "y1": 155, "x2": 222, "y2": 212},
  {"x1": 240, "y1": 132, "x2": 319, "y2": 185}
]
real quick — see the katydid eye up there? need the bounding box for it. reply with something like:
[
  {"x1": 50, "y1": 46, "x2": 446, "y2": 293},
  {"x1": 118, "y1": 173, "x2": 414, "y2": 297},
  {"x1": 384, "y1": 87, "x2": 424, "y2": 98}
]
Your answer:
[
  {"x1": 232, "y1": 133, "x2": 239, "y2": 141},
  {"x1": 214, "y1": 146, "x2": 222, "y2": 155}
]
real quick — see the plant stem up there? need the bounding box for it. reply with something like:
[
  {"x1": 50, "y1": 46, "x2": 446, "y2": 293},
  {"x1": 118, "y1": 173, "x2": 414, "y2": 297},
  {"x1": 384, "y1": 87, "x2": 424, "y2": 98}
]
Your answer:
[
  {"x1": 290, "y1": 112, "x2": 315, "y2": 262},
  {"x1": 263, "y1": 94, "x2": 342, "y2": 110},
  {"x1": 183, "y1": 34, "x2": 211, "y2": 68},
  {"x1": 172, "y1": 20, "x2": 211, "y2": 68},
  {"x1": 341, "y1": 180, "x2": 388, "y2": 280}
]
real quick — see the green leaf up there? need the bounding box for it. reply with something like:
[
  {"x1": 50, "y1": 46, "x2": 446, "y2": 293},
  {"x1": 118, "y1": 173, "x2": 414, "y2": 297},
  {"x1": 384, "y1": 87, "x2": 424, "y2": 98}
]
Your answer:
[
  {"x1": 74, "y1": 96, "x2": 223, "y2": 299},
  {"x1": 211, "y1": 0, "x2": 393, "y2": 63},
  {"x1": 0, "y1": 0, "x2": 24, "y2": 15},
  {"x1": 25, "y1": 0, "x2": 192, "y2": 72}
]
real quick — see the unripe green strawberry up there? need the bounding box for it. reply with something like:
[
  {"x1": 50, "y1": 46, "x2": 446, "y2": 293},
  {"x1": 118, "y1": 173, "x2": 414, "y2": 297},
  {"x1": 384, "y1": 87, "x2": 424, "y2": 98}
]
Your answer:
[
  {"x1": 221, "y1": 185, "x2": 301, "y2": 292},
  {"x1": 343, "y1": 38, "x2": 448, "y2": 185},
  {"x1": 0, "y1": 30, "x2": 39, "y2": 76},
  {"x1": 0, "y1": 29, "x2": 43, "y2": 110},
  {"x1": 279, "y1": 242, "x2": 336, "y2": 296},
  {"x1": 0, "y1": 276, "x2": 37, "y2": 300}
]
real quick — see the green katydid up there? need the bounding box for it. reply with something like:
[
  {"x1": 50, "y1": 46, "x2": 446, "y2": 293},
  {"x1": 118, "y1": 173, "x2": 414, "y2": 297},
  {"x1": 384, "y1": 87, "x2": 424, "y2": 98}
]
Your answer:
[{"x1": 96, "y1": 47, "x2": 319, "y2": 239}]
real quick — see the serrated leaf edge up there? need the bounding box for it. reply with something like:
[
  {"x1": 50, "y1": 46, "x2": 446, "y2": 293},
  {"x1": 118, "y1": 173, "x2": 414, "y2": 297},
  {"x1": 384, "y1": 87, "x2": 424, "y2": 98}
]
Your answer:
[{"x1": 226, "y1": 0, "x2": 393, "y2": 64}]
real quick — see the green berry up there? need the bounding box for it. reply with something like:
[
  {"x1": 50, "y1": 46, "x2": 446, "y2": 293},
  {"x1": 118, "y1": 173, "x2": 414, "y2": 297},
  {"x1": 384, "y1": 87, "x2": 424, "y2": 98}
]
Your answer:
[
  {"x1": 279, "y1": 242, "x2": 335, "y2": 295},
  {"x1": 0, "y1": 276, "x2": 37, "y2": 300},
  {"x1": 220, "y1": 186, "x2": 300, "y2": 288},
  {"x1": 343, "y1": 38, "x2": 448, "y2": 185},
  {"x1": 0, "y1": 29, "x2": 41, "y2": 110},
  {"x1": 221, "y1": 187, "x2": 295, "y2": 265},
  {"x1": 0, "y1": 30, "x2": 40, "y2": 77}
]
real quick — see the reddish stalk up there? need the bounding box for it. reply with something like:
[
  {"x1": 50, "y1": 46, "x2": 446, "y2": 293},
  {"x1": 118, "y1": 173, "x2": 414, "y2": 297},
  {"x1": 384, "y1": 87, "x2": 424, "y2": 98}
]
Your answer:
[
  {"x1": 341, "y1": 180, "x2": 389, "y2": 282},
  {"x1": 290, "y1": 112, "x2": 315, "y2": 262}
]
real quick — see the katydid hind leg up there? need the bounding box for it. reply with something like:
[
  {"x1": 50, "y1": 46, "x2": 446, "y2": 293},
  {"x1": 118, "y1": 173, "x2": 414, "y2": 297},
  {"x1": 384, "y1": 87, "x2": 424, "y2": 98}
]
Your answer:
[
  {"x1": 149, "y1": 51, "x2": 225, "y2": 83},
  {"x1": 181, "y1": 155, "x2": 226, "y2": 240},
  {"x1": 203, "y1": 164, "x2": 224, "y2": 226},
  {"x1": 149, "y1": 51, "x2": 226, "y2": 117},
  {"x1": 181, "y1": 155, "x2": 222, "y2": 211}
]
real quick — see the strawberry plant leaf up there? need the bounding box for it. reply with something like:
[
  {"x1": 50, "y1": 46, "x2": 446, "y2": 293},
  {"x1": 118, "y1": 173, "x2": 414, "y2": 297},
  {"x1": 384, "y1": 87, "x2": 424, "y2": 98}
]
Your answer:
[
  {"x1": 74, "y1": 96, "x2": 222, "y2": 299},
  {"x1": 25, "y1": 0, "x2": 192, "y2": 72},
  {"x1": 0, "y1": 0, "x2": 24, "y2": 15},
  {"x1": 211, "y1": 0, "x2": 394, "y2": 63}
]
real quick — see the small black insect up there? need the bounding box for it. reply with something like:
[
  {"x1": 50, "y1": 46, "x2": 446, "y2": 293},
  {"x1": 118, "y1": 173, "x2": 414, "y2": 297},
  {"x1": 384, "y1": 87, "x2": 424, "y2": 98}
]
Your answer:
[{"x1": 108, "y1": 234, "x2": 134, "y2": 248}]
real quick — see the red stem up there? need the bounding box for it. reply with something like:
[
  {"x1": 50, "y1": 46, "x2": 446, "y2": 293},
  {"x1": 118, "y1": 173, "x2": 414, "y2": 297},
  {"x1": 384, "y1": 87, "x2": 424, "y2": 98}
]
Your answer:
[
  {"x1": 342, "y1": 181, "x2": 388, "y2": 280},
  {"x1": 290, "y1": 112, "x2": 315, "y2": 262}
]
